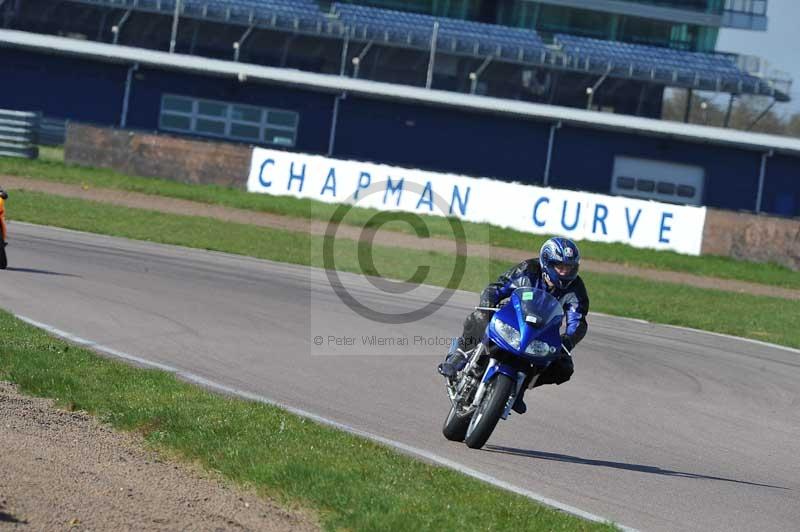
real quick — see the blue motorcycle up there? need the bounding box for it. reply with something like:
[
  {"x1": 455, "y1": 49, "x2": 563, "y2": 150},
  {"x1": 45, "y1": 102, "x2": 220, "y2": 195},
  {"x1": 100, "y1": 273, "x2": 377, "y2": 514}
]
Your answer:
[{"x1": 442, "y1": 287, "x2": 567, "y2": 449}]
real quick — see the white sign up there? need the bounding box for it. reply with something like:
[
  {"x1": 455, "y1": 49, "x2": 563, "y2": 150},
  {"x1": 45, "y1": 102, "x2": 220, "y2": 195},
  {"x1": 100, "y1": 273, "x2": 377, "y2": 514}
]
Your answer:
[{"x1": 247, "y1": 148, "x2": 707, "y2": 255}]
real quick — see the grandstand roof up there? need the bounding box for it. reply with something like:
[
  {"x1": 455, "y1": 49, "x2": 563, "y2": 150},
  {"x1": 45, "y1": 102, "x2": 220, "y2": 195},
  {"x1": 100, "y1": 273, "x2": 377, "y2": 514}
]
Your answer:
[{"x1": 2, "y1": 28, "x2": 799, "y2": 157}]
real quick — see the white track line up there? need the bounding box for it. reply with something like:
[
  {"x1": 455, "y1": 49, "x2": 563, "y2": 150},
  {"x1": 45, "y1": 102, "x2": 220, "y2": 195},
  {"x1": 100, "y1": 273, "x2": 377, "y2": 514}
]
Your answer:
[
  {"x1": 591, "y1": 311, "x2": 800, "y2": 355},
  {"x1": 16, "y1": 314, "x2": 636, "y2": 532}
]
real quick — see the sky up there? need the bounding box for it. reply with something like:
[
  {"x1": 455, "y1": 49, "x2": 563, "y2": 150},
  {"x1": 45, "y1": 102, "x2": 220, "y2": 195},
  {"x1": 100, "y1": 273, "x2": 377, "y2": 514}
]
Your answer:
[{"x1": 716, "y1": 0, "x2": 800, "y2": 116}]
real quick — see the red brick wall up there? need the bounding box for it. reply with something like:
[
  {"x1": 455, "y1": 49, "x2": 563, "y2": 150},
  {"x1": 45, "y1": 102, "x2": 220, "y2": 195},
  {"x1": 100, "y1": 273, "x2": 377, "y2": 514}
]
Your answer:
[
  {"x1": 702, "y1": 209, "x2": 800, "y2": 270},
  {"x1": 64, "y1": 123, "x2": 251, "y2": 188}
]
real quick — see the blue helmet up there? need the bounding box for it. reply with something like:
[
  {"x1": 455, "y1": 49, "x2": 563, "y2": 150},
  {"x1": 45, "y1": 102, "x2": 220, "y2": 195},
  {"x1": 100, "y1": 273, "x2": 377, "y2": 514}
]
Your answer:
[{"x1": 539, "y1": 237, "x2": 580, "y2": 290}]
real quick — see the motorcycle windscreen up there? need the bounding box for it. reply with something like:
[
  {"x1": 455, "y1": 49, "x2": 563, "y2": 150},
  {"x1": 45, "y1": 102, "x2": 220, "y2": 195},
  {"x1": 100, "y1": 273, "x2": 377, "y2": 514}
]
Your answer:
[
  {"x1": 512, "y1": 288, "x2": 563, "y2": 351},
  {"x1": 513, "y1": 288, "x2": 563, "y2": 327}
]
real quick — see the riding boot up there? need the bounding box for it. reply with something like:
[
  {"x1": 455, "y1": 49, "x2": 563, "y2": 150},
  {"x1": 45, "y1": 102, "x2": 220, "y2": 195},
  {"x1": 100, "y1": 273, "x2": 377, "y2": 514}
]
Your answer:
[
  {"x1": 437, "y1": 338, "x2": 468, "y2": 379},
  {"x1": 512, "y1": 372, "x2": 536, "y2": 414}
]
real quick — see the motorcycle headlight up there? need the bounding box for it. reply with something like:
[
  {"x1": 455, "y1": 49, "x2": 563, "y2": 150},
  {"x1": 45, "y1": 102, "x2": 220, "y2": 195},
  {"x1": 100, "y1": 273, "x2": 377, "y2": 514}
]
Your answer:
[
  {"x1": 493, "y1": 319, "x2": 520, "y2": 350},
  {"x1": 525, "y1": 340, "x2": 556, "y2": 357}
]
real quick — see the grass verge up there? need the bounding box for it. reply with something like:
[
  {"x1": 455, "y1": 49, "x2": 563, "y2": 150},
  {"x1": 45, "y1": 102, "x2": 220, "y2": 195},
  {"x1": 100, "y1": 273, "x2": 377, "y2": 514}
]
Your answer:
[
  {"x1": 8, "y1": 190, "x2": 800, "y2": 349},
  {"x1": 2, "y1": 152, "x2": 798, "y2": 289},
  {"x1": 0, "y1": 310, "x2": 614, "y2": 532}
]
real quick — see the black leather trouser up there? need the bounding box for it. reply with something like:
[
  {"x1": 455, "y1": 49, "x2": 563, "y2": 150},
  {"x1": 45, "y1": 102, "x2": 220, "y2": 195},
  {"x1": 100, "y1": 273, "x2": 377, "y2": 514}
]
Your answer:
[
  {"x1": 532, "y1": 352, "x2": 574, "y2": 387},
  {"x1": 459, "y1": 309, "x2": 494, "y2": 352}
]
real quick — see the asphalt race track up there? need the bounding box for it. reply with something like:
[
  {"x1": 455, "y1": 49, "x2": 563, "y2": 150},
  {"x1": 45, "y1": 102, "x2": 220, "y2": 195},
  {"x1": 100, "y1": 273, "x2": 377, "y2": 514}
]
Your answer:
[{"x1": 2, "y1": 222, "x2": 799, "y2": 532}]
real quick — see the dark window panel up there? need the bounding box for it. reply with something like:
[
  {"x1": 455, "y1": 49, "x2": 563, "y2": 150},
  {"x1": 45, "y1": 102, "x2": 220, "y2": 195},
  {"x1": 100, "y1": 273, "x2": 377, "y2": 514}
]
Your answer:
[
  {"x1": 162, "y1": 95, "x2": 193, "y2": 113},
  {"x1": 657, "y1": 181, "x2": 676, "y2": 195},
  {"x1": 617, "y1": 176, "x2": 635, "y2": 189},
  {"x1": 196, "y1": 118, "x2": 226, "y2": 135},
  {"x1": 269, "y1": 110, "x2": 299, "y2": 128},
  {"x1": 231, "y1": 123, "x2": 261, "y2": 141},
  {"x1": 232, "y1": 105, "x2": 262, "y2": 123},
  {"x1": 636, "y1": 179, "x2": 655, "y2": 192},
  {"x1": 198, "y1": 100, "x2": 227, "y2": 118},
  {"x1": 159, "y1": 113, "x2": 191, "y2": 131}
]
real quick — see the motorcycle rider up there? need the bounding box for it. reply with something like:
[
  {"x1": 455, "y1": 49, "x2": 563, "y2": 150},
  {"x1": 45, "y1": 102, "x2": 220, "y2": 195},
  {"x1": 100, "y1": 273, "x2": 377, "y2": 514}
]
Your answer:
[{"x1": 438, "y1": 236, "x2": 589, "y2": 414}]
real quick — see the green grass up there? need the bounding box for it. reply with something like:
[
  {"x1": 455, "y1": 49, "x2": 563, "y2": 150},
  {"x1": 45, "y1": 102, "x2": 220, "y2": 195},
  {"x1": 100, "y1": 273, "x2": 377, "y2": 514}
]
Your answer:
[
  {"x1": 2, "y1": 152, "x2": 798, "y2": 289},
  {"x1": 37, "y1": 145, "x2": 66, "y2": 163},
  {"x1": 8, "y1": 190, "x2": 800, "y2": 349},
  {"x1": 0, "y1": 311, "x2": 614, "y2": 532}
]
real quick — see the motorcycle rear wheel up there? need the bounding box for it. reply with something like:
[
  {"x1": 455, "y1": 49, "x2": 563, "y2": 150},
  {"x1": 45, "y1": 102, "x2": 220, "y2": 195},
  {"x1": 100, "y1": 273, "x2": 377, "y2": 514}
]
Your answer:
[{"x1": 464, "y1": 374, "x2": 514, "y2": 449}]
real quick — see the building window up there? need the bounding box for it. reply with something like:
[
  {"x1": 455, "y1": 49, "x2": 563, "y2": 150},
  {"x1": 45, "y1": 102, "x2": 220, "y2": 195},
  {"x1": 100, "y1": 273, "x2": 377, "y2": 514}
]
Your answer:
[
  {"x1": 656, "y1": 181, "x2": 676, "y2": 195},
  {"x1": 616, "y1": 176, "x2": 635, "y2": 190},
  {"x1": 159, "y1": 94, "x2": 298, "y2": 147},
  {"x1": 636, "y1": 179, "x2": 656, "y2": 192}
]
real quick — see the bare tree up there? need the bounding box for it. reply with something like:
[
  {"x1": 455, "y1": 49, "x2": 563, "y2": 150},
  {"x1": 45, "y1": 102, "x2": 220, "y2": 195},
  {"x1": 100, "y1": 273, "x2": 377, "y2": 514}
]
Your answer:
[
  {"x1": 787, "y1": 114, "x2": 800, "y2": 137},
  {"x1": 662, "y1": 89, "x2": 800, "y2": 138}
]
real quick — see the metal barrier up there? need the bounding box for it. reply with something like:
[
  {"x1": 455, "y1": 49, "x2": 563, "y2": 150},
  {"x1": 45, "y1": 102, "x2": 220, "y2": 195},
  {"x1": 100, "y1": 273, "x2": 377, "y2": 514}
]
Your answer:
[{"x1": 0, "y1": 109, "x2": 39, "y2": 159}]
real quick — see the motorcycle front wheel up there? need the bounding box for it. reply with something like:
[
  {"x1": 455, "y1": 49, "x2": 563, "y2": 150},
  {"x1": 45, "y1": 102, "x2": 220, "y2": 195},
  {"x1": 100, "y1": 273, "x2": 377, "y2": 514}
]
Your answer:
[
  {"x1": 464, "y1": 374, "x2": 514, "y2": 449},
  {"x1": 442, "y1": 403, "x2": 471, "y2": 442}
]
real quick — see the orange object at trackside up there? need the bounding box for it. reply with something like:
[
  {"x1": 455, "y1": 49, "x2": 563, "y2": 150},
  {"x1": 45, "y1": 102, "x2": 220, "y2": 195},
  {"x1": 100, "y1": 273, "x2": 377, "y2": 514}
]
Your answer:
[{"x1": 0, "y1": 196, "x2": 5, "y2": 242}]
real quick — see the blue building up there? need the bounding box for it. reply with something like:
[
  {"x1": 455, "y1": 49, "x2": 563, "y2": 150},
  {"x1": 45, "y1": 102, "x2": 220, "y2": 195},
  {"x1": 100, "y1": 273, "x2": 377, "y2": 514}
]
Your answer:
[
  {"x1": 0, "y1": 0, "x2": 797, "y2": 218},
  {"x1": 1, "y1": 29, "x2": 797, "y2": 218}
]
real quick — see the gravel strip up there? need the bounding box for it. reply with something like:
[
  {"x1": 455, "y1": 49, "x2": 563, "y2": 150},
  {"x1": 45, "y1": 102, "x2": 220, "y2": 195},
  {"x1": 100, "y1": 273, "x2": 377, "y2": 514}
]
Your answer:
[{"x1": 0, "y1": 381, "x2": 319, "y2": 531}]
